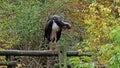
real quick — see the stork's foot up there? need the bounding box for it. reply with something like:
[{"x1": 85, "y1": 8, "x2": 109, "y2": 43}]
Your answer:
[
  {"x1": 49, "y1": 42, "x2": 53, "y2": 50},
  {"x1": 49, "y1": 47, "x2": 53, "y2": 50},
  {"x1": 54, "y1": 44, "x2": 58, "y2": 50},
  {"x1": 49, "y1": 46, "x2": 57, "y2": 50},
  {"x1": 49, "y1": 45, "x2": 53, "y2": 50}
]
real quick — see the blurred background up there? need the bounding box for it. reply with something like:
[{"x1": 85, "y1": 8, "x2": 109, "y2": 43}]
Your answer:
[{"x1": 0, "y1": 0, "x2": 120, "y2": 68}]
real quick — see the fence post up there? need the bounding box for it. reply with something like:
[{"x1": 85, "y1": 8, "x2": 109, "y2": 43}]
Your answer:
[
  {"x1": 6, "y1": 55, "x2": 12, "y2": 68},
  {"x1": 58, "y1": 46, "x2": 67, "y2": 68},
  {"x1": 6, "y1": 56, "x2": 16, "y2": 68}
]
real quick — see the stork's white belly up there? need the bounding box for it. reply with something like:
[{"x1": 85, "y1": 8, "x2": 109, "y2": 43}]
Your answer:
[
  {"x1": 52, "y1": 21, "x2": 59, "y2": 32},
  {"x1": 51, "y1": 20, "x2": 59, "y2": 40}
]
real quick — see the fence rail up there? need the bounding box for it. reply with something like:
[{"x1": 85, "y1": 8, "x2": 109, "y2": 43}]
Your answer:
[
  {"x1": 0, "y1": 46, "x2": 92, "y2": 68},
  {"x1": 0, "y1": 50, "x2": 92, "y2": 57}
]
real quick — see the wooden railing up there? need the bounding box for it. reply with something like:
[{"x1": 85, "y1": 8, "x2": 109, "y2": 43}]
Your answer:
[{"x1": 0, "y1": 46, "x2": 92, "y2": 68}]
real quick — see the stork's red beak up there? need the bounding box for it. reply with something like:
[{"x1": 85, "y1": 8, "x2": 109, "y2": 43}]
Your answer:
[
  {"x1": 62, "y1": 21, "x2": 71, "y2": 29},
  {"x1": 62, "y1": 26, "x2": 67, "y2": 29},
  {"x1": 62, "y1": 25, "x2": 71, "y2": 29}
]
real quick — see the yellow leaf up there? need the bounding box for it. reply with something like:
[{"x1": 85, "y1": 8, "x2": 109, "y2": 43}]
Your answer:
[{"x1": 78, "y1": 49, "x2": 83, "y2": 53}]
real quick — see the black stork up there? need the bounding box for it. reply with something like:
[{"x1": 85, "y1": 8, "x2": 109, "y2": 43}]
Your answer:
[{"x1": 44, "y1": 15, "x2": 71, "y2": 50}]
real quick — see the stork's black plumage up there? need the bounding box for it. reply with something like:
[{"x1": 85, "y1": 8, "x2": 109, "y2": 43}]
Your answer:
[{"x1": 44, "y1": 15, "x2": 71, "y2": 49}]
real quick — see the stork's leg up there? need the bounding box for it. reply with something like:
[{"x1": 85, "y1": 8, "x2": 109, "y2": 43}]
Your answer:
[
  {"x1": 54, "y1": 33, "x2": 57, "y2": 50},
  {"x1": 49, "y1": 35, "x2": 53, "y2": 50},
  {"x1": 49, "y1": 33, "x2": 57, "y2": 50},
  {"x1": 49, "y1": 42, "x2": 52, "y2": 50}
]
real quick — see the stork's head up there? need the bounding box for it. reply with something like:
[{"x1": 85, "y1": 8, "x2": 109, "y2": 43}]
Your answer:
[
  {"x1": 62, "y1": 22, "x2": 71, "y2": 29},
  {"x1": 50, "y1": 15, "x2": 62, "y2": 22},
  {"x1": 49, "y1": 15, "x2": 71, "y2": 29}
]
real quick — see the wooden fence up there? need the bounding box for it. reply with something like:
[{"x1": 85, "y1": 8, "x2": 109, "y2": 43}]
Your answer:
[{"x1": 0, "y1": 46, "x2": 92, "y2": 68}]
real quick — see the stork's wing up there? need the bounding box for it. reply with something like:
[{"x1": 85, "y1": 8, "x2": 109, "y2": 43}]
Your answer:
[
  {"x1": 56, "y1": 29, "x2": 62, "y2": 41},
  {"x1": 44, "y1": 20, "x2": 53, "y2": 41}
]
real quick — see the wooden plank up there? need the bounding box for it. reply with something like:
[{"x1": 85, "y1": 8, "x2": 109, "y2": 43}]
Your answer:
[
  {"x1": 0, "y1": 50, "x2": 92, "y2": 57},
  {"x1": 0, "y1": 61, "x2": 17, "y2": 66},
  {"x1": 0, "y1": 50, "x2": 58, "y2": 56},
  {"x1": 58, "y1": 46, "x2": 67, "y2": 68}
]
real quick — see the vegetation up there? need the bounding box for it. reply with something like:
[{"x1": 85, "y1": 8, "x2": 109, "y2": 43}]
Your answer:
[{"x1": 0, "y1": 0, "x2": 120, "y2": 68}]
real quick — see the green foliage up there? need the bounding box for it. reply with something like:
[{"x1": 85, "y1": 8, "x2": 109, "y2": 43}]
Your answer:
[
  {"x1": 109, "y1": 46, "x2": 120, "y2": 68},
  {"x1": 108, "y1": 26, "x2": 120, "y2": 67},
  {"x1": 70, "y1": 57, "x2": 80, "y2": 68},
  {"x1": 110, "y1": 26, "x2": 120, "y2": 45},
  {"x1": 12, "y1": 1, "x2": 43, "y2": 45},
  {"x1": 0, "y1": 0, "x2": 18, "y2": 49},
  {"x1": 69, "y1": 57, "x2": 94, "y2": 68},
  {"x1": 64, "y1": 0, "x2": 120, "y2": 67},
  {"x1": 81, "y1": 56, "x2": 92, "y2": 62},
  {"x1": 0, "y1": 0, "x2": 66, "y2": 50}
]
